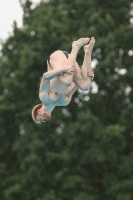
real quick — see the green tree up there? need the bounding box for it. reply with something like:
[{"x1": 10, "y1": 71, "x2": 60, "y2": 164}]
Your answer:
[{"x1": 0, "y1": 0, "x2": 133, "y2": 200}]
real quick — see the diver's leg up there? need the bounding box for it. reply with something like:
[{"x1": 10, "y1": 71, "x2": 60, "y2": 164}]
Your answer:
[
  {"x1": 81, "y1": 37, "x2": 95, "y2": 80},
  {"x1": 64, "y1": 37, "x2": 90, "y2": 67},
  {"x1": 73, "y1": 37, "x2": 95, "y2": 91},
  {"x1": 49, "y1": 38, "x2": 90, "y2": 86}
]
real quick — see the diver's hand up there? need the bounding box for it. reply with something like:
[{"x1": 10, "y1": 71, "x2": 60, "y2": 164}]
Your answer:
[
  {"x1": 87, "y1": 70, "x2": 94, "y2": 80},
  {"x1": 63, "y1": 65, "x2": 75, "y2": 73}
]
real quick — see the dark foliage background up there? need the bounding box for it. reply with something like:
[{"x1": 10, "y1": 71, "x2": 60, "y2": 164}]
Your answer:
[{"x1": 0, "y1": 0, "x2": 133, "y2": 199}]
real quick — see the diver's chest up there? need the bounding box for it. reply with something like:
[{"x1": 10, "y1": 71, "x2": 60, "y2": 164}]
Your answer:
[{"x1": 56, "y1": 95, "x2": 70, "y2": 106}]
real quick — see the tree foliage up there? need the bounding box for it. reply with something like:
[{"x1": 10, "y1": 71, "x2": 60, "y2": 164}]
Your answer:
[{"x1": 0, "y1": 0, "x2": 133, "y2": 199}]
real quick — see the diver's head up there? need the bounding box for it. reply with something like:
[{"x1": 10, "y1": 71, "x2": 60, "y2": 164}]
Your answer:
[{"x1": 32, "y1": 104, "x2": 52, "y2": 124}]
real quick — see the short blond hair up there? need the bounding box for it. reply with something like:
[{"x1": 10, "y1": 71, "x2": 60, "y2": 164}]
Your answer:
[{"x1": 31, "y1": 103, "x2": 42, "y2": 124}]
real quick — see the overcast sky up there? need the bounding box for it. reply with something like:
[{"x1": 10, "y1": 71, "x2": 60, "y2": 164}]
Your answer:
[{"x1": 0, "y1": 0, "x2": 40, "y2": 41}]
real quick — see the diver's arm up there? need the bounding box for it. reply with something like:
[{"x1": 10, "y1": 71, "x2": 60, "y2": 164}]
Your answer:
[{"x1": 43, "y1": 65, "x2": 75, "y2": 81}]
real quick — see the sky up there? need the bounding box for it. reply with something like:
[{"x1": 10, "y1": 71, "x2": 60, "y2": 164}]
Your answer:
[{"x1": 0, "y1": 0, "x2": 40, "y2": 42}]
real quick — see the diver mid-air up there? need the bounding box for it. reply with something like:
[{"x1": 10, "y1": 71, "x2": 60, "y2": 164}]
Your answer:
[{"x1": 32, "y1": 37, "x2": 95, "y2": 124}]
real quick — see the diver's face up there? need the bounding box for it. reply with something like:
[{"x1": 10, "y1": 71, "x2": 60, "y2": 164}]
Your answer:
[
  {"x1": 36, "y1": 111, "x2": 51, "y2": 123},
  {"x1": 37, "y1": 116, "x2": 49, "y2": 123}
]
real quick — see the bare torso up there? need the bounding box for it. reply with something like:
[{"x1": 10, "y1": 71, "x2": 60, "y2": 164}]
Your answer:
[{"x1": 40, "y1": 75, "x2": 71, "y2": 107}]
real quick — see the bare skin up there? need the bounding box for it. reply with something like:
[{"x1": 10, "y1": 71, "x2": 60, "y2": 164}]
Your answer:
[{"x1": 37, "y1": 37, "x2": 95, "y2": 123}]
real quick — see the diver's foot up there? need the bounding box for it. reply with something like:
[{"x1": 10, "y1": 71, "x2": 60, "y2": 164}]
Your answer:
[
  {"x1": 83, "y1": 37, "x2": 95, "y2": 53},
  {"x1": 72, "y1": 37, "x2": 90, "y2": 49}
]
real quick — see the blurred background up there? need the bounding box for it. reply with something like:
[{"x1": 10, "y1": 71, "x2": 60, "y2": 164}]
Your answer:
[{"x1": 0, "y1": 0, "x2": 133, "y2": 199}]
